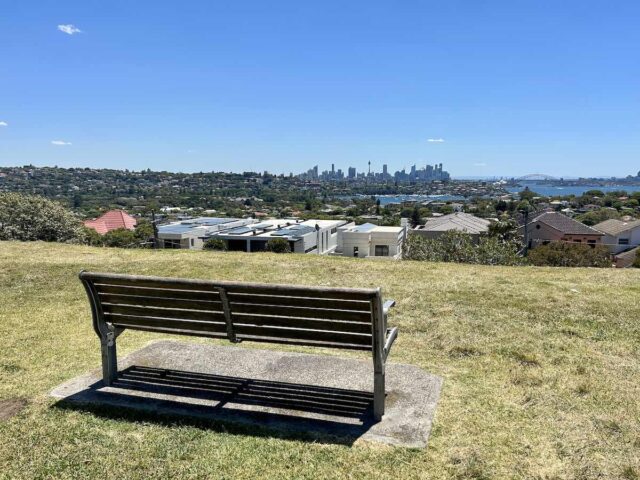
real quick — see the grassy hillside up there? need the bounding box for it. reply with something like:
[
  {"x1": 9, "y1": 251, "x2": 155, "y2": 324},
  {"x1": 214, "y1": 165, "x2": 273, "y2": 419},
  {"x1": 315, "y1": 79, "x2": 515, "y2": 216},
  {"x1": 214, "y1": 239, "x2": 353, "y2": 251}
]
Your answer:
[{"x1": 1, "y1": 241, "x2": 639, "y2": 479}]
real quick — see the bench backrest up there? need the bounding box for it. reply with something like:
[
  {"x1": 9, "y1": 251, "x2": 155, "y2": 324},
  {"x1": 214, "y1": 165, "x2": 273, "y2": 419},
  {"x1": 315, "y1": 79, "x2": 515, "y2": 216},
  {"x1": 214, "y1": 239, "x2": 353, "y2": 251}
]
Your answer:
[{"x1": 80, "y1": 272, "x2": 383, "y2": 351}]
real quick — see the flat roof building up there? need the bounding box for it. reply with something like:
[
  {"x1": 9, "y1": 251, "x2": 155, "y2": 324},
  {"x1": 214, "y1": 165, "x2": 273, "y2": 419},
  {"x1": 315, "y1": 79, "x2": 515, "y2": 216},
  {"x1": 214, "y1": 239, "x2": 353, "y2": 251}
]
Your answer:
[
  {"x1": 157, "y1": 217, "x2": 253, "y2": 249},
  {"x1": 208, "y1": 219, "x2": 347, "y2": 254},
  {"x1": 335, "y1": 223, "x2": 406, "y2": 258}
]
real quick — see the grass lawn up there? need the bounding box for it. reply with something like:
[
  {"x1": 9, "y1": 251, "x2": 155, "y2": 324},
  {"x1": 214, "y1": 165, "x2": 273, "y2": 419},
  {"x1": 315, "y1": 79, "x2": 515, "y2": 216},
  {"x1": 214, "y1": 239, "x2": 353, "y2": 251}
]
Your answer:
[{"x1": 1, "y1": 241, "x2": 639, "y2": 479}]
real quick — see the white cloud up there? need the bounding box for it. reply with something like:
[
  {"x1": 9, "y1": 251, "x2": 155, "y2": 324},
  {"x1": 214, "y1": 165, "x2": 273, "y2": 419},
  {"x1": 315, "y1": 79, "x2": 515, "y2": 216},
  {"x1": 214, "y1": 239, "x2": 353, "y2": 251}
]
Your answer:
[
  {"x1": 51, "y1": 140, "x2": 72, "y2": 146},
  {"x1": 473, "y1": 162, "x2": 487, "y2": 167},
  {"x1": 0, "y1": 121, "x2": 7, "y2": 127},
  {"x1": 427, "y1": 138, "x2": 445, "y2": 143},
  {"x1": 58, "y1": 24, "x2": 82, "y2": 35}
]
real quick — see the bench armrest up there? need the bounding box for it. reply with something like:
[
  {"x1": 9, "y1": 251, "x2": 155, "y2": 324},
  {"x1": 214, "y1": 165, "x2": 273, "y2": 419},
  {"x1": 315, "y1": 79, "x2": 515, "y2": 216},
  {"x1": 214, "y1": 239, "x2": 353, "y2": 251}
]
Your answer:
[
  {"x1": 383, "y1": 300, "x2": 396, "y2": 316},
  {"x1": 383, "y1": 327, "x2": 398, "y2": 362}
]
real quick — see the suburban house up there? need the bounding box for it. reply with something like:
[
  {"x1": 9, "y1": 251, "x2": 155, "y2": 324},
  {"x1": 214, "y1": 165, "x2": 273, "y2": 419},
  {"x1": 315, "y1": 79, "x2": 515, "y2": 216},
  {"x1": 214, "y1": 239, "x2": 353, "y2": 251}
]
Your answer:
[
  {"x1": 335, "y1": 222, "x2": 406, "y2": 258},
  {"x1": 157, "y1": 217, "x2": 253, "y2": 249},
  {"x1": 83, "y1": 209, "x2": 137, "y2": 235},
  {"x1": 412, "y1": 212, "x2": 491, "y2": 241},
  {"x1": 593, "y1": 218, "x2": 640, "y2": 254},
  {"x1": 613, "y1": 247, "x2": 639, "y2": 268},
  {"x1": 520, "y1": 211, "x2": 603, "y2": 249},
  {"x1": 207, "y1": 219, "x2": 346, "y2": 254}
]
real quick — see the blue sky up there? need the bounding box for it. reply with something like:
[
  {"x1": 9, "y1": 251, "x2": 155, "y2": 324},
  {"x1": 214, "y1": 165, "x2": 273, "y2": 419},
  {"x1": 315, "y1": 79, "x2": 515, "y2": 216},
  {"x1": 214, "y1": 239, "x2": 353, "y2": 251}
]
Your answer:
[{"x1": 1, "y1": 1, "x2": 639, "y2": 177}]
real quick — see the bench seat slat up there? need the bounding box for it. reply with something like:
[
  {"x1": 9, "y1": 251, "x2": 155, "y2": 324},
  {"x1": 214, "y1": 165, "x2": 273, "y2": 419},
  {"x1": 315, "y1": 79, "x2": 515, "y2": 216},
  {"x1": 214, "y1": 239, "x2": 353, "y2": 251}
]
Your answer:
[
  {"x1": 106, "y1": 323, "x2": 229, "y2": 339},
  {"x1": 105, "y1": 313, "x2": 227, "y2": 333},
  {"x1": 233, "y1": 324, "x2": 372, "y2": 346},
  {"x1": 96, "y1": 285, "x2": 221, "y2": 302},
  {"x1": 231, "y1": 313, "x2": 372, "y2": 334},
  {"x1": 227, "y1": 293, "x2": 371, "y2": 312},
  {"x1": 234, "y1": 335, "x2": 372, "y2": 351},
  {"x1": 230, "y1": 303, "x2": 372, "y2": 323},
  {"x1": 99, "y1": 294, "x2": 223, "y2": 311},
  {"x1": 103, "y1": 304, "x2": 225, "y2": 322}
]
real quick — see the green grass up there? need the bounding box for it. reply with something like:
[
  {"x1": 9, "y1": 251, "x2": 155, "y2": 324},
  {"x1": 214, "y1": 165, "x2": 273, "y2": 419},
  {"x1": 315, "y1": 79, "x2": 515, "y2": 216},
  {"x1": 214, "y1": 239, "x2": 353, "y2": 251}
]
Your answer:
[{"x1": 1, "y1": 241, "x2": 639, "y2": 479}]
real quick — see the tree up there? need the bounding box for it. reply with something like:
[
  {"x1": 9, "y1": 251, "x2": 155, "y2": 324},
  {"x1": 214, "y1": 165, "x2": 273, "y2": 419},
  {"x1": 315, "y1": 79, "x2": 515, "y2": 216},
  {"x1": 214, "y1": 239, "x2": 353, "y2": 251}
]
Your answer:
[
  {"x1": 375, "y1": 199, "x2": 381, "y2": 215},
  {"x1": 101, "y1": 228, "x2": 138, "y2": 247},
  {"x1": 410, "y1": 206, "x2": 421, "y2": 227},
  {"x1": 402, "y1": 231, "x2": 522, "y2": 266},
  {"x1": 203, "y1": 238, "x2": 227, "y2": 251},
  {"x1": 0, "y1": 193, "x2": 85, "y2": 243},
  {"x1": 266, "y1": 238, "x2": 291, "y2": 253},
  {"x1": 528, "y1": 243, "x2": 611, "y2": 267}
]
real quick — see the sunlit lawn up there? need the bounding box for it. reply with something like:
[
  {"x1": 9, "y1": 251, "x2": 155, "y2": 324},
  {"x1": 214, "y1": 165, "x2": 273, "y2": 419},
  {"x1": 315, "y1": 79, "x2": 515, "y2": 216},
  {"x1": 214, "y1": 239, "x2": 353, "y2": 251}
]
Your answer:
[{"x1": 1, "y1": 241, "x2": 639, "y2": 479}]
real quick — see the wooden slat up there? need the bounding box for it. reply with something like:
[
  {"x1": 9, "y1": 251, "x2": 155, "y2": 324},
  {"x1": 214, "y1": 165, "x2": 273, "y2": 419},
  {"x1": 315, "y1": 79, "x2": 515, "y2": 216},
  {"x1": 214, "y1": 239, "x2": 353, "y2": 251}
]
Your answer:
[
  {"x1": 103, "y1": 304, "x2": 225, "y2": 323},
  {"x1": 230, "y1": 313, "x2": 372, "y2": 334},
  {"x1": 95, "y1": 285, "x2": 220, "y2": 302},
  {"x1": 236, "y1": 335, "x2": 372, "y2": 351},
  {"x1": 234, "y1": 324, "x2": 372, "y2": 346},
  {"x1": 227, "y1": 293, "x2": 372, "y2": 312},
  {"x1": 99, "y1": 293, "x2": 223, "y2": 312},
  {"x1": 85, "y1": 273, "x2": 219, "y2": 291},
  {"x1": 81, "y1": 272, "x2": 379, "y2": 301},
  {"x1": 106, "y1": 323, "x2": 229, "y2": 339},
  {"x1": 105, "y1": 313, "x2": 227, "y2": 334},
  {"x1": 224, "y1": 284, "x2": 377, "y2": 301},
  {"x1": 231, "y1": 303, "x2": 371, "y2": 323}
]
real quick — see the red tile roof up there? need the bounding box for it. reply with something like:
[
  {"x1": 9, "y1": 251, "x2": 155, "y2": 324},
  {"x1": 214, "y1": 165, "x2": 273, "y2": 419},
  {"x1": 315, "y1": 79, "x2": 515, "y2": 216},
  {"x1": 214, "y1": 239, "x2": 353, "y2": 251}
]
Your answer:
[{"x1": 84, "y1": 210, "x2": 137, "y2": 235}]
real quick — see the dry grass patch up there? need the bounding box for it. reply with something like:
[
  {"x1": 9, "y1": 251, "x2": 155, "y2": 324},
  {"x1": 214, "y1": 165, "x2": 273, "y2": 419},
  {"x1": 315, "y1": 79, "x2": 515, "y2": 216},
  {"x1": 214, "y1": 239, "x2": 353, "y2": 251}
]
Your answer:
[{"x1": 0, "y1": 241, "x2": 639, "y2": 479}]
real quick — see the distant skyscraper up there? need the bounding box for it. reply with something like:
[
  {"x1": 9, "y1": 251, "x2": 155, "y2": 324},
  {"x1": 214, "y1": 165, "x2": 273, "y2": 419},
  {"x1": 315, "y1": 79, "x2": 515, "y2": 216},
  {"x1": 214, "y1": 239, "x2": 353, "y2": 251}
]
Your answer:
[
  {"x1": 348, "y1": 167, "x2": 356, "y2": 179},
  {"x1": 383, "y1": 164, "x2": 388, "y2": 176}
]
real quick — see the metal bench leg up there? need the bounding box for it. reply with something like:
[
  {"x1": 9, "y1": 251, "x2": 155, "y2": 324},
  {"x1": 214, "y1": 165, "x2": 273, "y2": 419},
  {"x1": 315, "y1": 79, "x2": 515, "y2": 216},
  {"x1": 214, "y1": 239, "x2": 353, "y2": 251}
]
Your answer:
[
  {"x1": 100, "y1": 332, "x2": 117, "y2": 386},
  {"x1": 373, "y1": 368, "x2": 385, "y2": 421}
]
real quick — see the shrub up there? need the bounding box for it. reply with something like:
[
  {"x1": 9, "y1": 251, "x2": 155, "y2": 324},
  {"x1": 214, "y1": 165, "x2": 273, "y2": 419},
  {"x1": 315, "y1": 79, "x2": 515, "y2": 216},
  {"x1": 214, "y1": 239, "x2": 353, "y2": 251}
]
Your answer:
[
  {"x1": 203, "y1": 238, "x2": 227, "y2": 251},
  {"x1": 403, "y1": 231, "x2": 523, "y2": 266},
  {"x1": 632, "y1": 250, "x2": 640, "y2": 268},
  {"x1": 101, "y1": 228, "x2": 138, "y2": 247},
  {"x1": 528, "y1": 242, "x2": 611, "y2": 267},
  {"x1": 266, "y1": 238, "x2": 291, "y2": 253},
  {"x1": 0, "y1": 193, "x2": 85, "y2": 242}
]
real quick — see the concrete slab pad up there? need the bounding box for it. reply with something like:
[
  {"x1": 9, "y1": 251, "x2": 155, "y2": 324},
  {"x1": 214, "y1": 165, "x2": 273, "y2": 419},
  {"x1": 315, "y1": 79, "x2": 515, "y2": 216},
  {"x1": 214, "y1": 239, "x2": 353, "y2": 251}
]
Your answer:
[{"x1": 51, "y1": 340, "x2": 442, "y2": 448}]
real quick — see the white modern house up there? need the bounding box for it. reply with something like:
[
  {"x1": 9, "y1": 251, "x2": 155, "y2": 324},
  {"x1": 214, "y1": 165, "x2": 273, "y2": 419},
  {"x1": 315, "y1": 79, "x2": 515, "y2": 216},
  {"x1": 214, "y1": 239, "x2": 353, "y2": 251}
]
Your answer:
[
  {"x1": 207, "y1": 219, "x2": 347, "y2": 254},
  {"x1": 593, "y1": 218, "x2": 640, "y2": 254},
  {"x1": 157, "y1": 217, "x2": 253, "y2": 249},
  {"x1": 335, "y1": 222, "x2": 406, "y2": 258}
]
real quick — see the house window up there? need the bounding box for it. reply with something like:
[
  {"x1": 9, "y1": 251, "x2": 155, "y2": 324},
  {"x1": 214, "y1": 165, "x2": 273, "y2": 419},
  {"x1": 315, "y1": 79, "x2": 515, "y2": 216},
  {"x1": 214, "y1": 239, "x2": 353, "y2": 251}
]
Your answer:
[
  {"x1": 190, "y1": 238, "x2": 195, "y2": 247},
  {"x1": 374, "y1": 245, "x2": 389, "y2": 256},
  {"x1": 353, "y1": 246, "x2": 359, "y2": 257},
  {"x1": 331, "y1": 227, "x2": 337, "y2": 234},
  {"x1": 619, "y1": 238, "x2": 629, "y2": 245},
  {"x1": 587, "y1": 240, "x2": 596, "y2": 248},
  {"x1": 163, "y1": 239, "x2": 181, "y2": 249},
  {"x1": 573, "y1": 239, "x2": 581, "y2": 243}
]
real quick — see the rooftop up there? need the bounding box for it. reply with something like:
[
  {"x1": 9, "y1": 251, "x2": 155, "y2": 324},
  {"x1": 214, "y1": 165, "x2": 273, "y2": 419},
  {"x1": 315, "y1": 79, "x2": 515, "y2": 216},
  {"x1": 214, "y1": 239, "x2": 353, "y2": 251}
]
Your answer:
[
  {"x1": 593, "y1": 218, "x2": 640, "y2": 236},
  {"x1": 416, "y1": 212, "x2": 491, "y2": 234},
  {"x1": 528, "y1": 212, "x2": 603, "y2": 236},
  {"x1": 83, "y1": 209, "x2": 137, "y2": 235}
]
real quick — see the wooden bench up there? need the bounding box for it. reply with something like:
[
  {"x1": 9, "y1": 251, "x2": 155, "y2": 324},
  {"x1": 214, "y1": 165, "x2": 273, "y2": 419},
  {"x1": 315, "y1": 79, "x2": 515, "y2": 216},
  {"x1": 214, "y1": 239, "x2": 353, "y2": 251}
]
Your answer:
[{"x1": 79, "y1": 271, "x2": 398, "y2": 420}]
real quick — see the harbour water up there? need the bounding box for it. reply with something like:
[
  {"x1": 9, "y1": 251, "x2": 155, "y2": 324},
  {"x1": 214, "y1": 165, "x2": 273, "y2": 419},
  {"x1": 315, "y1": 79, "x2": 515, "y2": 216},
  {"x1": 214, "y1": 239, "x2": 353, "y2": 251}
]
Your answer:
[{"x1": 505, "y1": 183, "x2": 640, "y2": 197}]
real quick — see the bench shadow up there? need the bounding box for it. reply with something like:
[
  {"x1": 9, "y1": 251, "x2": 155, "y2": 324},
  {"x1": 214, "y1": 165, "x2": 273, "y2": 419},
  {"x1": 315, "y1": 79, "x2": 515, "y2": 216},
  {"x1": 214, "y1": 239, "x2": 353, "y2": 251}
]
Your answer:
[{"x1": 52, "y1": 365, "x2": 377, "y2": 445}]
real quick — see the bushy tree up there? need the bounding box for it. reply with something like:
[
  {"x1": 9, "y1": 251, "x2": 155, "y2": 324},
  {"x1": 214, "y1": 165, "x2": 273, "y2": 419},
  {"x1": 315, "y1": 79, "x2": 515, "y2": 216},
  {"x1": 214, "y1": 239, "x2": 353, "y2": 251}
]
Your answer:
[
  {"x1": 101, "y1": 228, "x2": 138, "y2": 247},
  {"x1": 576, "y1": 208, "x2": 620, "y2": 226},
  {"x1": 203, "y1": 238, "x2": 227, "y2": 251},
  {"x1": 528, "y1": 243, "x2": 611, "y2": 267},
  {"x1": 403, "y1": 231, "x2": 523, "y2": 266},
  {"x1": 266, "y1": 238, "x2": 292, "y2": 253},
  {"x1": 0, "y1": 193, "x2": 85, "y2": 242}
]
